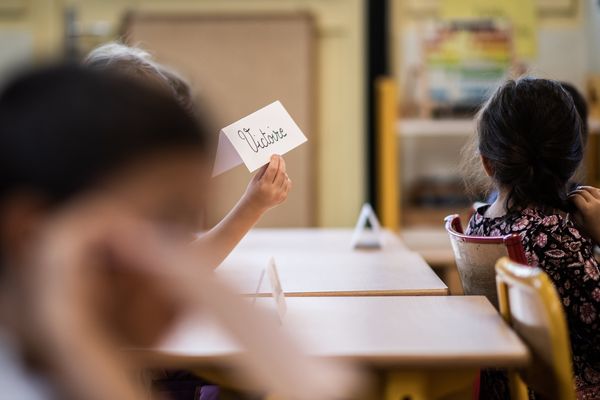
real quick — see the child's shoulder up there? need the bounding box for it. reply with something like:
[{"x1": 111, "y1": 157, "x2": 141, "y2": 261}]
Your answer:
[
  {"x1": 467, "y1": 205, "x2": 588, "y2": 239},
  {"x1": 522, "y1": 207, "x2": 577, "y2": 230},
  {"x1": 465, "y1": 204, "x2": 490, "y2": 235},
  {"x1": 521, "y1": 208, "x2": 596, "y2": 249}
]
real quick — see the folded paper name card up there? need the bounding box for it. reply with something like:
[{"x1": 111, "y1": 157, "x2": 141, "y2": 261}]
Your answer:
[
  {"x1": 212, "y1": 101, "x2": 308, "y2": 176},
  {"x1": 252, "y1": 257, "x2": 287, "y2": 324},
  {"x1": 267, "y1": 257, "x2": 287, "y2": 323},
  {"x1": 351, "y1": 203, "x2": 383, "y2": 250}
]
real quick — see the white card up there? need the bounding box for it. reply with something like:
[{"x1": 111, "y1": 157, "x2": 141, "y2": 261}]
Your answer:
[
  {"x1": 212, "y1": 101, "x2": 308, "y2": 176},
  {"x1": 350, "y1": 203, "x2": 383, "y2": 249},
  {"x1": 267, "y1": 257, "x2": 287, "y2": 323}
]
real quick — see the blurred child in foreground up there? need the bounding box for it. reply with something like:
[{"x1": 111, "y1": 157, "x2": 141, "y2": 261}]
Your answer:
[
  {"x1": 0, "y1": 65, "x2": 356, "y2": 400},
  {"x1": 0, "y1": 64, "x2": 210, "y2": 399}
]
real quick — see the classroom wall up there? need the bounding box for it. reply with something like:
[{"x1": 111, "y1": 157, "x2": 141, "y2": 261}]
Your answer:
[
  {"x1": 0, "y1": 0, "x2": 63, "y2": 77},
  {"x1": 587, "y1": 0, "x2": 600, "y2": 73},
  {"x1": 0, "y1": 0, "x2": 367, "y2": 227}
]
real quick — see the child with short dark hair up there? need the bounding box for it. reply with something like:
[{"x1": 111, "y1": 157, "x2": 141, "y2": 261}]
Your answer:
[
  {"x1": 463, "y1": 77, "x2": 600, "y2": 399},
  {"x1": 85, "y1": 42, "x2": 292, "y2": 270}
]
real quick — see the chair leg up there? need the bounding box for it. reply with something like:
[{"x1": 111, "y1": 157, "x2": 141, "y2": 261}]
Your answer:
[
  {"x1": 385, "y1": 370, "x2": 478, "y2": 400},
  {"x1": 508, "y1": 372, "x2": 529, "y2": 400},
  {"x1": 472, "y1": 371, "x2": 480, "y2": 400},
  {"x1": 385, "y1": 371, "x2": 427, "y2": 400}
]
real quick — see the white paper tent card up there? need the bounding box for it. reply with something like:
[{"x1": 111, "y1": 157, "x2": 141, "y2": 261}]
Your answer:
[
  {"x1": 212, "y1": 101, "x2": 308, "y2": 176},
  {"x1": 267, "y1": 257, "x2": 287, "y2": 322},
  {"x1": 253, "y1": 257, "x2": 287, "y2": 324},
  {"x1": 350, "y1": 203, "x2": 383, "y2": 250}
]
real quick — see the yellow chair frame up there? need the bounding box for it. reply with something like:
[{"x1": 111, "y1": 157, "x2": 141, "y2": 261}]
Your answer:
[{"x1": 495, "y1": 257, "x2": 576, "y2": 400}]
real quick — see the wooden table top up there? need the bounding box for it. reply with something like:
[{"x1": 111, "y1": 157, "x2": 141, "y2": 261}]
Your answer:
[
  {"x1": 145, "y1": 296, "x2": 529, "y2": 369},
  {"x1": 217, "y1": 250, "x2": 448, "y2": 296},
  {"x1": 231, "y1": 228, "x2": 409, "y2": 253}
]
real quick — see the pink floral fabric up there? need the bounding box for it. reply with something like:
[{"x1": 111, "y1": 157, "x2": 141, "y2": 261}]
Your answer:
[{"x1": 467, "y1": 205, "x2": 600, "y2": 399}]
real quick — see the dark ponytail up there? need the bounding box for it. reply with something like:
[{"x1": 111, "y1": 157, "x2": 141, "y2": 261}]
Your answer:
[{"x1": 476, "y1": 78, "x2": 584, "y2": 213}]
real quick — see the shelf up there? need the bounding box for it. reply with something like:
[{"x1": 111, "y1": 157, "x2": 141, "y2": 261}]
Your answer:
[
  {"x1": 401, "y1": 206, "x2": 472, "y2": 267},
  {"x1": 398, "y1": 117, "x2": 600, "y2": 137},
  {"x1": 402, "y1": 205, "x2": 472, "y2": 227},
  {"x1": 401, "y1": 227, "x2": 455, "y2": 266},
  {"x1": 397, "y1": 118, "x2": 474, "y2": 137}
]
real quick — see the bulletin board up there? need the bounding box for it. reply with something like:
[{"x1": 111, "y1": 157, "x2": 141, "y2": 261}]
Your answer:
[{"x1": 124, "y1": 13, "x2": 316, "y2": 227}]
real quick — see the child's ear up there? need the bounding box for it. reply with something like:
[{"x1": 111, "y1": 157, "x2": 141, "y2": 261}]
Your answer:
[
  {"x1": 481, "y1": 155, "x2": 494, "y2": 177},
  {"x1": 0, "y1": 193, "x2": 48, "y2": 268}
]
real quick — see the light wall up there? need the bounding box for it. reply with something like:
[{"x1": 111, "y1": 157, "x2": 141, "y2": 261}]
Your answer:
[
  {"x1": 0, "y1": 0, "x2": 366, "y2": 227},
  {"x1": 587, "y1": 0, "x2": 600, "y2": 72},
  {"x1": 0, "y1": 0, "x2": 62, "y2": 74}
]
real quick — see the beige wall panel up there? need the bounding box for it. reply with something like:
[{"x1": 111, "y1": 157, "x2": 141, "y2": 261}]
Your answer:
[{"x1": 127, "y1": 13, "x2": 315, "y2": 227}]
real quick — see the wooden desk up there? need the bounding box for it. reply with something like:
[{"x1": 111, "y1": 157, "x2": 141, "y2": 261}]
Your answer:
[
  {"x1": 142, "y1": 296, "x2": 528, "y2": 399},
  {"x1": 217, "y1": 250, "x2": 448, "y2": 296},
  {"x1": 231, "y1": 228, "x2": 408, "y2": 253},
  {"x1": 151, "y1": 296, "x2": 527, "y2": 368}
]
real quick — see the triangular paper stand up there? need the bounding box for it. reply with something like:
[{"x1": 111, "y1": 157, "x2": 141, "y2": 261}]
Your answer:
[
  {"x1": 350, "y1": 203, "x2": 383, "y2": 249},
  {"x1": 252, "y1": 268, "x2": 267, "y2": 306},
  {"x1": 253, "y1": 257, "x2": 287, "y2": 323},
  {"x1": 212, "y1": 131, "x2": 244, "y2": 177},
  {"x1": 267, "y1": 257, "x2": 287, "y2": 322}
]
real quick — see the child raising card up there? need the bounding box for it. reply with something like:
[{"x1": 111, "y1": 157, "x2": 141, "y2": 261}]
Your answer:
[{"x1": 213, "y1": 101, "x2": 308, "y2": 176}]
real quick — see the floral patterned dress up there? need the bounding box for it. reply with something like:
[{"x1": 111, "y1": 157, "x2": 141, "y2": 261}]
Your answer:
[{"x1": 466, "y1": 205, "x2": 600, "y2": 400}]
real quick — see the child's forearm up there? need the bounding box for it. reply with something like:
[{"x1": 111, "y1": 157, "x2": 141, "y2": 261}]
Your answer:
[
  {"x1": 194, "y1": 156, "x2": 290, "y2": 268},
  {"x1": 194, "y1": 197, "x2": 265, "y2": 269}
]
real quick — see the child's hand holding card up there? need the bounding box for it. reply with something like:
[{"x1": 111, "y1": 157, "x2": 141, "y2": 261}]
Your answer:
[{"x1": 244, "y1": 155, "x2": 291, "y2": 212}]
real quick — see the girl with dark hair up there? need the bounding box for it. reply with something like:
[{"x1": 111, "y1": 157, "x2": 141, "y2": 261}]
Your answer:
[{"x1": 463, "y1": 77, "x2": 600, "y2": 399}]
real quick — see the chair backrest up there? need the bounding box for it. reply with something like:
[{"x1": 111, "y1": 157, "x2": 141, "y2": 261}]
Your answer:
[
  {"x1": 495, "y1": 257, "x2": 575, "y2": 400},
  {"x1": 444, "y1": 214, "x2": 527, "y2": 308}
]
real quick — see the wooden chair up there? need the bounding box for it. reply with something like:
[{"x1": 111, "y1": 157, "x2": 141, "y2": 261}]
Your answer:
[
  {"x1": 495, "y1": 257, "x2": 576, "y2": 400},
  {"x1": 444, "y1": 214, "x2": 527, "y2": 308}
]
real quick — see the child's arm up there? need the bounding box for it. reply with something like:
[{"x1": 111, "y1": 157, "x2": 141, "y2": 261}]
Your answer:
[
  {"x1": 569, "y1": 186, "x2": 600, "y2": 244},
  {"x1": 195, "y1": 154, "x2": 291, "y2": 268}
]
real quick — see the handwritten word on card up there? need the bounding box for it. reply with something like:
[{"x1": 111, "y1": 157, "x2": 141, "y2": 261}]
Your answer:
[{"x1": 212, "y1": 101, "x2": 307, "y2": 176}]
